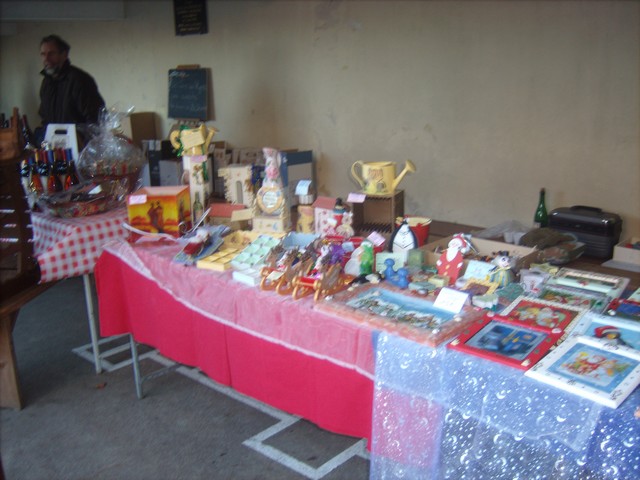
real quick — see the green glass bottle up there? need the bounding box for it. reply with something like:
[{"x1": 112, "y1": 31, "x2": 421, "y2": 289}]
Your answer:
[
  {"x1": 192, "y1": 191, "x2": 204, "y2": 224},
  {"x1": 533, "y1": 188, "x2": 548, "y2": 228}
]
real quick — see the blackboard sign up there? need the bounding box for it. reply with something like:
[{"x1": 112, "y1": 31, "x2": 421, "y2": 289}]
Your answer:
[
  {"x1": 173, "y1": 0, "x2": 208, "y2": 36},
  {"x1": 168, "y1": 68, "x2": 208, "y2": 120}
]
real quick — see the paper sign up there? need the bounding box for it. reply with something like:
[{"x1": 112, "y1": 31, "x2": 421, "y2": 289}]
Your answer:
[
  {"x1": 347, "y1": 192, "x2": 366, "y2": 204},
  {"x1": 128, "y1": 194, "x2": 148, "y2": 205},
  {"x1": 295, "y1": 179, "x2": 312, "y2": 195},
  {"x1": 434, "y1": 287, "x2": 469, "y2": 314}
]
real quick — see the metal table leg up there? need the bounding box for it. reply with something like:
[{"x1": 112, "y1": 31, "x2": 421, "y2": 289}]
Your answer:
[
  {"x1": 129, "y1": 335, "x2": 178, "y2": 399},
  {"x1": 82, "y1": 273, "x2": 102, "y2": 374},
  {"x1": 129, "y1": 334, "x2": 144, "y2": 399}
]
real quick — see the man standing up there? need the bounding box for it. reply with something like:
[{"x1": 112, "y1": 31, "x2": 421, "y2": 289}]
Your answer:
[{"x1": 37, "y1": 34, "x2": 105, "y2": 142}]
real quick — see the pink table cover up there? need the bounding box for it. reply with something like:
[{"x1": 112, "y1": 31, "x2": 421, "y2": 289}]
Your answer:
[
  {"x1": 95, "y1": 239, "x2": 376, "y2": 440},
  {"x1": 32, "y1": 208, "x2": 128, "y2": 282}
]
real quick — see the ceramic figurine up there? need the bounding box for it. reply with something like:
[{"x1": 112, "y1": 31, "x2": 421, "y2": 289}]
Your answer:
[
  {"x1": 490, "y1": 251, "x2": 515, "y2": 288},
  {"x1": 383, "y1": 258, "x2": 410, "y2": 289},
  {"x1": 436, "y1": 234, "x2": 471, "y2": 283},
  {"x1": 359, "y1": 241, "x2": 374, "y2": 276},
  {"x1": 336, "y1": 211, "x2": 355, "y2": 239},
  {"x1": 389, "y1": 219, "x2": 418, "y2": 253}
]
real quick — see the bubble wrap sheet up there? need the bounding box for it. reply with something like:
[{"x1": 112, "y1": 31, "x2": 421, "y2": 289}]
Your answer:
[{"x1": 371, "y1": 332, "x2": 640, "y2": 480}]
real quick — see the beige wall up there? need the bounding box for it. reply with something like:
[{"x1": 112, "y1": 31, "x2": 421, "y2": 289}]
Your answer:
[{"x1": 2, "y1": 1, "x2": 638, "y2": 237}]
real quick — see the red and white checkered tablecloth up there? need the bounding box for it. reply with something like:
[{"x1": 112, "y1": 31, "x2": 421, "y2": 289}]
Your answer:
[{"x1": 32, "y1": 208, "x2": 128, "y2": 283}]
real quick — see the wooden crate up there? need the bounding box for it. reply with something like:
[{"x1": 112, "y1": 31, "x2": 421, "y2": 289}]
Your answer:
[{"x1": 352, "y1": 190, "x2": 404, "y2": 237}]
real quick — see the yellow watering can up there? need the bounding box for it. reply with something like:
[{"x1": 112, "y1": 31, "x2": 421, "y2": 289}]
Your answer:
[
  {"x1": 350, "y1": 159, "x2": 416, "y2": 195},
  {"x1": 169, "y1": 124, "x2": 217, "y2": 156}
]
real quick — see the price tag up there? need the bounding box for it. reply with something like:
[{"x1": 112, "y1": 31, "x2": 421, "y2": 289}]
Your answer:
[
  {"x1": 434, "y1": 287, "x2": 469, "y2": 314},
  {"x1": 367, "y1": 231, "x2": 386, "y2": 248},
  {"x1": 128, "y1": 194, "x2": 148, "y2": 205},
  {"x1": 347, "y1": 192, "x2": 366, "y2": 203},
  {"x1": 295, "y1": 180, "x2": 312, "y2": 195}
]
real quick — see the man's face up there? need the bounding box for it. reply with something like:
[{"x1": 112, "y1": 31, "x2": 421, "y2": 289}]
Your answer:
[{"x1": 40, "y1": 42, "x2": 67, "y2": 74}]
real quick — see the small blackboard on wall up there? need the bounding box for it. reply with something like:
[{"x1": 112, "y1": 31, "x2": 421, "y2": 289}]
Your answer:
[
  {"x1": 168, "y1": 68, "x2": 209, "y2": 120},
  {"x1": 173, "y1": 0, "x2": 208, "y2": 36}
]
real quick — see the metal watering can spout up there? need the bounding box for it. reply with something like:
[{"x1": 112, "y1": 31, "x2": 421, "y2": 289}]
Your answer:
[{"x1": 392, "y1": 159, "x2": 416, "y2": 191}]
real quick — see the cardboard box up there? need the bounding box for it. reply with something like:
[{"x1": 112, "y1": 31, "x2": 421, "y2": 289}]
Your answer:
[
  {"x1": 280, "y1": 150, "x2": 314, "y2": 207},
  {"x1": 141, "y1": 140, "x2": 182, "y2": 187},
  {"x1": 208, "y1": 202, "x2": 251, "y2": 230},
  {"x1": 612, "y1": 237, "x2": 640, "y2": 266},
  {"x1": 127, "y1": 185, "x2": 190, "y2": 237},
  {"x1": 421, "y1": 236, "x2": 539, "y2": 272},
  {"x1": 121, "y1": 112, "x2": 157, "y2": 148},
  {"x1": 313, "y1": 196, "x2": 337, "y2": 237},
  {"x1": 183, "y1": 154, "x2": 213, "y2": 220},
  {"x1": 232, "y1": 147, "x2": 263, "y2": 165}
]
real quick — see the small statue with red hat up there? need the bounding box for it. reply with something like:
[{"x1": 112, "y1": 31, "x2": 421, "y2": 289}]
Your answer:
[{"x1": 436, "y1": 234, "x2": 472, "y2": 283}]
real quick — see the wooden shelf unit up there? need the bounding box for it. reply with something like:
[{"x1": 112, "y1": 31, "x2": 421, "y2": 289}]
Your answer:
[{"x1": 352, "y1": 190, "x2": 404, "y2": 238}]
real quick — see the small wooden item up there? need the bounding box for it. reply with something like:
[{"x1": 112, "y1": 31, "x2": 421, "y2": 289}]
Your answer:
[{"x1": 351, "y1": 190, "x2": 404, "y2": 237}]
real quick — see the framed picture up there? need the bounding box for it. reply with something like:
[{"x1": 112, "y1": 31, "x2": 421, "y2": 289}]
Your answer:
[
  {"x1": 525, "y1": 335, "x2": 640, "y2": 408},
  {"x1": 448, "y1": 313, "x2": 561, "y2": 370},
  {"x1": 315, "y1": 283, "x2": 484, "y2": 347},
  {"x1": 547, "y1": 268, "x2": 629, "y2": 299},
  {"x1": 570, "y1": 312, "x2": 640, "y2": 351},
  {"x1": 461, "y1": 278, "x2": 499, "y2": 296},
  {"x1": 537, "y1": 284, "x2": 609, "y2": 313},
  {"x1": 500, "y1": 296, "x2": 586, "y2": 333},
  {"x1": 606, "y1": 298, "x2": 640, "y2": 322}
]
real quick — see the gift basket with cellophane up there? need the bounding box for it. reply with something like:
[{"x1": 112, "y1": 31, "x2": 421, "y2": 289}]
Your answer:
[{"x1": 39, "y1": 107, "x2": 146, "y2": 217}]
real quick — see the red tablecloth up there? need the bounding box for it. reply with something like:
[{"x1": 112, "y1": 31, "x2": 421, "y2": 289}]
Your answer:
[
  {"x1": 95, "y1": 240, "x2": 375, "y2": 441},
  {"x1": 32, "y1": 208, "x2": 128, "y2": 282}
]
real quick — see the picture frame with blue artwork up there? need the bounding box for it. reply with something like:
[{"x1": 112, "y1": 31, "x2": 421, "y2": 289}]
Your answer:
[
  {"x1": 569, "y1": 311, "x2": 640, "y2": 351},
  {"x1": 525, "y1": 335, "x2": 640, "y2": 408},
  {"x1": 448, "y1": 312, "x2": 562, "y2": 370},
  {"x1": 606, "y1": 298, "x2": 640, "y2": 322}
]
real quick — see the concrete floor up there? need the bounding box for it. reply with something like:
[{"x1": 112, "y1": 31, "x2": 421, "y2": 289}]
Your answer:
[{"x1": 1, "y1": 277, "x2": 370, "y2": 479}]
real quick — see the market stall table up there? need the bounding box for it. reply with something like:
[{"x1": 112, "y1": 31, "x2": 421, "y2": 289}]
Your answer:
[
  {"x1": 370, "y1": 332, "x2": 640, "y2": 480},
  {"x1": 32, "y1": 207, "x2": 128, "y2": 372},
  {"x1": 95, "y1": 239, "x2": 376, "y2": 441}
]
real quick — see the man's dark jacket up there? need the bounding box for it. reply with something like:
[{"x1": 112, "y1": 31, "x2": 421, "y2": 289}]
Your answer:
[{"x1": 39, "y1": 60, "x2": 105, "y2": 126}]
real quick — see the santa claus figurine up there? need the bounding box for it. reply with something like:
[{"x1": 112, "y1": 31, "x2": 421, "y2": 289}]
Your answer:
[{"x1": 436, "y1": 234, "x2": 471, "y2": 282}]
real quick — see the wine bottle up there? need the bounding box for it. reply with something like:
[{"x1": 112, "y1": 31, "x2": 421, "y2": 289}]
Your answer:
[
  {"x1": 19, "y1": 157, "x2": 32, "y2": 196},
  {"x1": 192, "y1": 191, "x2": 204, "y2": 223},
  {"x1": 533, "y1": 188, "x2": 548, "y2": 228},
  {"x1": 65, "y1": 160, "x2": 80, "y2": 190},
  {"x1": 29, "y1": 153, "x2": 44, "y2": 195},
  {"x1": 46, "y1": 149, "x2": 63, "y2": 193},
  {"x1": 21, "y1": 114, "x2": 36, "y2": 151},
  {"x1": 54, "y1": 148, "x2": 67, "y2": 187}
]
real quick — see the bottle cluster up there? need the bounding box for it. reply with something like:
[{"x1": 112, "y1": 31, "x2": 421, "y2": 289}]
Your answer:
[{"x1": 20, "y1": 147, "x2": 80, "y2": 197}]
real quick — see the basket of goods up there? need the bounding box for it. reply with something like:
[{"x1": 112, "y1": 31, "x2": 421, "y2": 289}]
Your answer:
[
  {"x1": 77, "y1": 107, "x2": 145, "y2": 195},
  {"x1": 37, "y1": 180, "x2": 125, "y2": 218}
]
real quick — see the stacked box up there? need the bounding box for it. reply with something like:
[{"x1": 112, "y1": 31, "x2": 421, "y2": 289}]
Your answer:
[
  {"x1": 421, "y1": 236, "x2": 539, "y2": 272},
  {"x1": 127, "y1": 185, "x2": 191, "y2": 237}
]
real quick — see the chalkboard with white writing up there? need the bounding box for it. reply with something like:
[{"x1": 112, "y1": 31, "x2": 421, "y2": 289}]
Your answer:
[{"x1": 168, "y1": 68, "x2": 208, "y2": 120}]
